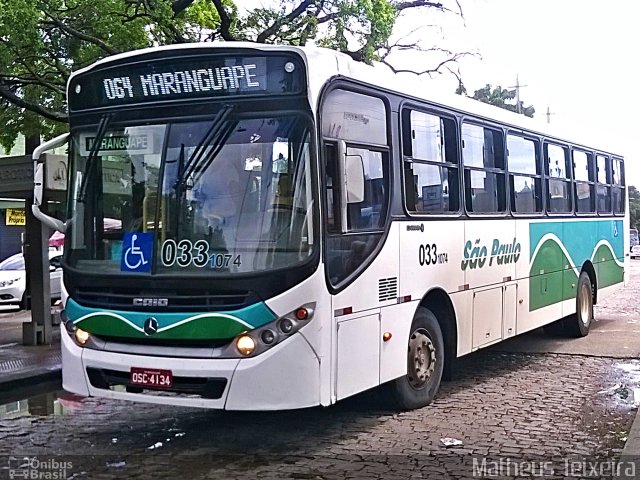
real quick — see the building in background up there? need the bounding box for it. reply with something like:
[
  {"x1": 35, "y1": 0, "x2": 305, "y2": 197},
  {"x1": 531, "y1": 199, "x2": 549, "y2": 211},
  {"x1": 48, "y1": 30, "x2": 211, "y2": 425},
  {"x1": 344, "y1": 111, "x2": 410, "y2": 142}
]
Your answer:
[{"x1": 0, "y1": 134, "x2": 67, "y2": 261}]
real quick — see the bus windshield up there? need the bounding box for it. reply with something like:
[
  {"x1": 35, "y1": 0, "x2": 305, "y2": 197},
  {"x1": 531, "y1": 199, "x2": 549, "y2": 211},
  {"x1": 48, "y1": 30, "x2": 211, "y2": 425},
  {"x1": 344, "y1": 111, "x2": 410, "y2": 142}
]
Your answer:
[{"x1": 66, "y1": 113, "x2": 314, "y2": 276}]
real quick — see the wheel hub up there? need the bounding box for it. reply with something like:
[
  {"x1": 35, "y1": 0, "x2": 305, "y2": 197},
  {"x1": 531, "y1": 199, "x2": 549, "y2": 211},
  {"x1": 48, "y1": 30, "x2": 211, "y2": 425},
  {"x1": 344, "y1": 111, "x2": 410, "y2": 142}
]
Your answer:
[
  {"x1": 579, "y1": 282, "x2": 591, "y2": 325},
  {"x1": 407, "y1": 330, "x2": 436, "y2": 388}
]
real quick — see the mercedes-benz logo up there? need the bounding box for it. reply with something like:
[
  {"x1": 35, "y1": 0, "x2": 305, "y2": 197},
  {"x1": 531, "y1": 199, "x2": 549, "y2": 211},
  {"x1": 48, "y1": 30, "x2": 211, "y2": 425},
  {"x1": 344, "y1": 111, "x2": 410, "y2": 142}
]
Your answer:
[{"x1": 143, "y1": 317, "x2": 159, "y2": 336}]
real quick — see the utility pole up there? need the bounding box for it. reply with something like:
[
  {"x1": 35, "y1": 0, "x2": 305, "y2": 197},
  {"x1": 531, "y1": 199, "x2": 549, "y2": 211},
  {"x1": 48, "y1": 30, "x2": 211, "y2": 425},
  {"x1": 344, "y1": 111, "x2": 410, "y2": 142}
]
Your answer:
[
  {"x1": 508, "y1": 75, "x2": 528, "y2": 115},
  {"x1": 546, "y1": 106, "x2": 556, "y2": 124}
]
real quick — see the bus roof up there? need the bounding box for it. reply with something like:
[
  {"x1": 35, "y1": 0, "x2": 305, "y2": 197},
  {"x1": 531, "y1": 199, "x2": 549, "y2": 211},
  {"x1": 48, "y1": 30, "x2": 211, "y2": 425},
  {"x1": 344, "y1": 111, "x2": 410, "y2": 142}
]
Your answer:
[{"x1": 69, "y1": 42, "x2": 623, "y2": 157}]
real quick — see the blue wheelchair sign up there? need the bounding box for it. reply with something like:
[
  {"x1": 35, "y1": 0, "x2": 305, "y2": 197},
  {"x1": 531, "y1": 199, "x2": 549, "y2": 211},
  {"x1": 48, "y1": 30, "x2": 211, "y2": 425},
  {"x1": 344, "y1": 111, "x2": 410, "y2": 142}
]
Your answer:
[{"x1": 121, "y1": 232, "x2": 154, "y2": 273}]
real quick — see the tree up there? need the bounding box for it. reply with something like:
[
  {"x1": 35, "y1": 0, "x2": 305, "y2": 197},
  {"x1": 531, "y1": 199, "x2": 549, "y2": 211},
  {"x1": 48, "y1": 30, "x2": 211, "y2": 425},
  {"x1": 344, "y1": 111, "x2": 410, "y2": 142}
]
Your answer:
[
  {"x1": 0, "y1": 0, "x2": 468, "y2": 152},
  {"x1": 459, "y1": 83, "x2": 535, "y2": 118}
]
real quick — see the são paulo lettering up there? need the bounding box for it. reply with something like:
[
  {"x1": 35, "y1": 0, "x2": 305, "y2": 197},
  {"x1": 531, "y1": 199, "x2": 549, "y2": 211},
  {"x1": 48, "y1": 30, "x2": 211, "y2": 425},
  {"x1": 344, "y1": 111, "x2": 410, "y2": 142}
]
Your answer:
[{"x1": 461, "y1": 238, "x2": 521, "y2": 270}]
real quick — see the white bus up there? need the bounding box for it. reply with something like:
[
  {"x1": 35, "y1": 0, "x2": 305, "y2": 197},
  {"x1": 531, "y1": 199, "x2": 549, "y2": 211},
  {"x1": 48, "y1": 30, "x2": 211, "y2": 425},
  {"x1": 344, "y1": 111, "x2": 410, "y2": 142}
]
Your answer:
[{"x1": 32, "y1": 43, "x2": 628, "y2": 410}]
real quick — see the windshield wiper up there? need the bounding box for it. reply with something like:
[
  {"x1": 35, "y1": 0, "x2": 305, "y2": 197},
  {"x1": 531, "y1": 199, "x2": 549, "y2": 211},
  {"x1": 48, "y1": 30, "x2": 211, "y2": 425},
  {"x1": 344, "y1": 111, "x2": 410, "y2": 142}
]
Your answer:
[
  {"x1": 174, "y1": 104, "x2": 235, "y2": 191},
  {"x1": 78, "y1": 113, "x2": 113, "y2": 202}
]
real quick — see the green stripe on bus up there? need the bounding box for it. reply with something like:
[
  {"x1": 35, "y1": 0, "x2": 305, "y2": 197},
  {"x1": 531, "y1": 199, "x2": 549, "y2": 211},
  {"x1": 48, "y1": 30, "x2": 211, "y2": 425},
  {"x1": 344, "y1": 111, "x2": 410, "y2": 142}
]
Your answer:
[
  {"x1": 65, "y1": 298, "x2": 277, "y2": 340},
  {"x1": 529, "y1": 220, "x2": 624, "y2": 311}
]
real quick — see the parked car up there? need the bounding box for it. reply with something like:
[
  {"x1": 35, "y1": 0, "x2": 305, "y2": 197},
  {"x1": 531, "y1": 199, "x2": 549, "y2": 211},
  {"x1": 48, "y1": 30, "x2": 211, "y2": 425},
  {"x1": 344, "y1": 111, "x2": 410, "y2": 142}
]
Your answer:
[
  {"x1": 0, "y1": 251, "x2": 63, "y2": 309},
  {"x1": 631, "y1": 245, "x2": 640, "y2": 260}
]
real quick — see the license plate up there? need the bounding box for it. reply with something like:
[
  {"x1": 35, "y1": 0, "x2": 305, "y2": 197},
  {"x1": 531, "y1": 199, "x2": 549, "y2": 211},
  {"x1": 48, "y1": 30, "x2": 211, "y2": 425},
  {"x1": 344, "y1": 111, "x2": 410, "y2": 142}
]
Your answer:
[{"x1": 130, "y1": 367, "x2": 173, "y2": 388}]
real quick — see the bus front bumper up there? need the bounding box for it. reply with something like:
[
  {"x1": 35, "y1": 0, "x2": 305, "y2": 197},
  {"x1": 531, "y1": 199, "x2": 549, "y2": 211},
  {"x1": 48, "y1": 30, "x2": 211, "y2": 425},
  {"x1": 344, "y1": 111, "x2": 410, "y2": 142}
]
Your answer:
[{"x1": 61, "y1": 330, "x2": 321, "y2": 410}]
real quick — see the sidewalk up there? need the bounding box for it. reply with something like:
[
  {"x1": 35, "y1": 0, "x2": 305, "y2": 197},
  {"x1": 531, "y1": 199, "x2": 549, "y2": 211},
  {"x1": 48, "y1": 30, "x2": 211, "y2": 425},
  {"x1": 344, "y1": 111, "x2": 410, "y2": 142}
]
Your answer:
[{"x1": 0, "y1": 308, "x2": 61, "y2": 394}]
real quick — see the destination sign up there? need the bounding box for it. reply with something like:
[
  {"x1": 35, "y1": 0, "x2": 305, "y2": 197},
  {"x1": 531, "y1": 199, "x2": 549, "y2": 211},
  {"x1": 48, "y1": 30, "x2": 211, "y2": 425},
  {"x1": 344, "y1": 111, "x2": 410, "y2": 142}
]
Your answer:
[
  {"x1": 69, "y1": 53, "x2": 305, "y2": 111},
  {"x1": 79, "y1": 132, "x2": 154, "y2": 157}
]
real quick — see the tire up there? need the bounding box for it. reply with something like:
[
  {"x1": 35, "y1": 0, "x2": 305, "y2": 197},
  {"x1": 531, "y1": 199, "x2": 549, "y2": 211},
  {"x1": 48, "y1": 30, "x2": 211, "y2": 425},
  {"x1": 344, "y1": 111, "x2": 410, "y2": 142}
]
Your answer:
[
  {"x1": 545, "y1": 271, "x2": 593, "y2": 337},
  {"x1": 566, "y1": 271, "x2": 594, "y2": 337},
  {"x1": 388, "y1": 307, "x2": 445, "y2": 410}
]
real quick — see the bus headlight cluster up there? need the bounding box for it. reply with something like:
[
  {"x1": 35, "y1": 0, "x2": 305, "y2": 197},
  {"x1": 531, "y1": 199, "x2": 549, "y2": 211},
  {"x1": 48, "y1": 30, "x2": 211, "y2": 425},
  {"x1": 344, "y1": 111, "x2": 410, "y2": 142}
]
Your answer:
[
  {"x1": 60, "y1": 309, "x2": 94, "y2": 347},
  {"x1": 233, "y1": 303, "x2": 315, "y2": 357}
]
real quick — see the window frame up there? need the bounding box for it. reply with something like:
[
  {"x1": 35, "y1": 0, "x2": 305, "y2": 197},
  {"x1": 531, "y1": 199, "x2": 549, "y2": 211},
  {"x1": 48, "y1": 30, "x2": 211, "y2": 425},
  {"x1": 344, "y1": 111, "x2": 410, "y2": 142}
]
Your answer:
[
  {"x1": 318, "y1": 81, "x2": 394, "y2": 293},
  {"x1": 461, "y1": 119, "x2": 508, "y2": 216},
  {"x1": 595, "y1": 153, "x2": 612, "y2": 216},
  {"x1": 572, "y1": 148, "x2": 596, "y2": 215},
  {"x1": 544, "y1": 141, "x2": 573, "y2": 215},
  {"x1": 611, "y1": 156, "x2": 625, "y2": 216},
  {"x1": 506, "y1": 131, "x2": 543, "y2": 216},
  {"x1": 400, "y1": 105, "x2": 461, "y2": 217}
]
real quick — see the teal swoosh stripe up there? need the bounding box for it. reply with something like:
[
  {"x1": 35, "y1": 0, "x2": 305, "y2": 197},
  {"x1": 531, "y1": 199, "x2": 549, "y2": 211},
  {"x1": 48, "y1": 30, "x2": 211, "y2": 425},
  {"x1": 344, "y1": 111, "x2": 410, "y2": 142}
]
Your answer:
[
  {"x1": 530, "y1": 220, "x2": 624, "y2": 262},
  {"x1": 65, "y1": 298, "x2": 277, "y2": 340}
]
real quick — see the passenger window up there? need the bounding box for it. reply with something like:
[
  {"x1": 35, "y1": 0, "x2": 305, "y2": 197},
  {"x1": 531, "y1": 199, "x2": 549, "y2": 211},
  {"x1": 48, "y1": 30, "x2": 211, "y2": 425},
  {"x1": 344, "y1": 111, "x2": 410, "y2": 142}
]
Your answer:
[
  {"x1": 612, "y1": 157, "x2": 625, "y2": 214},
  {"x1": 324, "y1": 143, "x2": 389, "y2": 286},
  {"x1": 322, "y1": 89, "x2": 391, "y2": 287},
  {"x1": 507, "y1": 134, "x2": 542, "y2": 213},
  {"x1": 462, "y1": 123, "x2": 506, "y2": 213},
  {"x1": 573, "y1": 150, "x2": 595, "y2": 213},
  {"x1": 545, "y1": 144, "x2": 571, "y2": 213},
  {"x1": 596, "y1": 155, "x2": 611, "y2": 214},
  {"x1": 402, "y1": 110, "x2": 459, "y2": 213}
]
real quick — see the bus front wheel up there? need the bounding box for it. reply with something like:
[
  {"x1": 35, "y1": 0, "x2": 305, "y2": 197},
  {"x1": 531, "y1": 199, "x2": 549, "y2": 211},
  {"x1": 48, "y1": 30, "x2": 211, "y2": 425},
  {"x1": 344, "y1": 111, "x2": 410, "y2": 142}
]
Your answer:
[{"x1": 389, "y1": 307, "x2": 444, "y2": 410}]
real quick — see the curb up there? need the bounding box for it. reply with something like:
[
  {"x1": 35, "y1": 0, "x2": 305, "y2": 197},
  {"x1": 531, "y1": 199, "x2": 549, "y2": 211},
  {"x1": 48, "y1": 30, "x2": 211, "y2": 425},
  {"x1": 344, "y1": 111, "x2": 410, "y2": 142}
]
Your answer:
[
  {"x1": 0, "y1": 365, "x2": 61, "y2": 393},
  {"x1": 622, "y1": 407, "x2": 640, "y2": 457}
]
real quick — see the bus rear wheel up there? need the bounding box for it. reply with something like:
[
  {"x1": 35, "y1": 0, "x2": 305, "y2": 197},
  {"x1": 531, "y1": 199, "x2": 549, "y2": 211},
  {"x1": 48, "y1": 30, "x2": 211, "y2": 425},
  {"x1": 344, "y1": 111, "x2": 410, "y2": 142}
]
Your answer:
[
  {"x1": 389, "y1": 307, "x2": 444, "y2": 410},
  {"x1": 544, "y1": 271, "x2": 593, "y2": 338},
  {"x1": 568, "y1": 271, "x2": 594, "y2": 337}
]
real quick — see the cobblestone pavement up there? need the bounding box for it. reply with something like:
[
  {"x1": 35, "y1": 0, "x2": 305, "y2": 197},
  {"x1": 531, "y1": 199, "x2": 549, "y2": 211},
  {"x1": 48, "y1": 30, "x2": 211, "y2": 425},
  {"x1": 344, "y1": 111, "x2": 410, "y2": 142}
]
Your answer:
[{"x1": 1, "y1": 268, "x2": 639, "y2": 479}]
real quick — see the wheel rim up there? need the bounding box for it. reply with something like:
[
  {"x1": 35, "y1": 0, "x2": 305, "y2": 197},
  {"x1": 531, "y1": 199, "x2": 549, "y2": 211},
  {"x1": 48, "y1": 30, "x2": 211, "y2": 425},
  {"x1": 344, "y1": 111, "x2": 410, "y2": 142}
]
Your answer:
[
  {"x1": 579, "y1": 282, "x2": 591, "y2": 325},
  {"x1": 407, "y1": 330, "x2": 436, "y2": 389}
]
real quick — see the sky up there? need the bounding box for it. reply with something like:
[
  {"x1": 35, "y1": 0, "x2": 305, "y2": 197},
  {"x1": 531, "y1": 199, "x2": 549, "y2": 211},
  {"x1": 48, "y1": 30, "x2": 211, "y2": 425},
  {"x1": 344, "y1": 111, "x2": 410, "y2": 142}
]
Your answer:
[
  {"x1": 409, "y1": 0, "x2": 640, "y2": 186},
  {"x1": 243, "y1": 0, "x2": 640, "y2": 186}
]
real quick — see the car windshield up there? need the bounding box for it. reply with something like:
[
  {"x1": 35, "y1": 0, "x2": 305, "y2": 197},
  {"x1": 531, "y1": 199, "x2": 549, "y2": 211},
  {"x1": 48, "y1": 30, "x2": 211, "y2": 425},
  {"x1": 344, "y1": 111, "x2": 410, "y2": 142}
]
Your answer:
[{"x1": 66, "y1": 112, "x2": 315, "y2": 276}]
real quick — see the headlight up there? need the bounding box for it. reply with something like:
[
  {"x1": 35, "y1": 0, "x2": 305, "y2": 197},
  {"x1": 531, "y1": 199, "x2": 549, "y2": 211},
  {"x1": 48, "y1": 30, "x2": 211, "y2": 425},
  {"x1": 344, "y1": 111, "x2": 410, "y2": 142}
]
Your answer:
[
  {"x1": 226, "y1": 303, "x2": 316, "y2": 358},
  {"x1": 236, "y1": 335, "x2": 256, "y2": 356},
  {"x1": 74, "y1": 328, "x2": 90, "y2": 345}
]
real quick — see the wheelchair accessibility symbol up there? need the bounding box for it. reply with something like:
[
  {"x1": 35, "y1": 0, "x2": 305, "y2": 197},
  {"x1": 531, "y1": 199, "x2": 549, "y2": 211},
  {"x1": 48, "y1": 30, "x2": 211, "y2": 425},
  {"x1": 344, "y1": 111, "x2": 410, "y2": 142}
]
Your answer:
[{"x1": 121, "y1": 232, "x2": 153, "y2": 273}]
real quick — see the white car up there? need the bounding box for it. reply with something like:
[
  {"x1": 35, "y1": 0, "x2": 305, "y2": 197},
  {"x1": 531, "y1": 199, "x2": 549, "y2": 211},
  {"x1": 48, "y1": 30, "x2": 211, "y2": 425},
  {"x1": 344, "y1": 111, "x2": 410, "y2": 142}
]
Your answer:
[
  {"x1": 0, "y1": 251, "x2": 63, "y2": 309},
  {"x1": 632, "y1": 245, "x2": 640, "y2": 260}
]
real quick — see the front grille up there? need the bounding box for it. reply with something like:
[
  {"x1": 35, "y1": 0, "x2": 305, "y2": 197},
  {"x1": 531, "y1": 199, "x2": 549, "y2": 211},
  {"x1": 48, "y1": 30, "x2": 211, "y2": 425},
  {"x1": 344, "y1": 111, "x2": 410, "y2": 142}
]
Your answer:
[
  {"x1": 86, "y1": 367, "x2": 227, "y2": 399},
  {"x1": 72, "y1": 286, "x2": 256, "y2": 312}
]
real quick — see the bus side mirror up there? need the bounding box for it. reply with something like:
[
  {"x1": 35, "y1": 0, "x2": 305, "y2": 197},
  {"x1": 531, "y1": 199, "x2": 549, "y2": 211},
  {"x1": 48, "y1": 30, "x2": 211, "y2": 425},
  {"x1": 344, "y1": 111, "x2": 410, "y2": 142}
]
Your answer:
[
  {"x1": 32, "y1": 133, "x2": 69, "y2": 232},
  {"x1": 337, "y1": 140, "x2": 365, "y2": 233}
]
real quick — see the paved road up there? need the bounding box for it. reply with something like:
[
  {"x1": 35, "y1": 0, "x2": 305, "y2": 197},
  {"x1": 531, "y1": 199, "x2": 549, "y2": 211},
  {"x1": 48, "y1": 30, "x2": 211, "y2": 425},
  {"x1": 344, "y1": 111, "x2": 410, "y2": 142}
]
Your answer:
[
  {"x1": 1, "y1": 263, "x2": 639, "y2": 479},
  {"x1": 0, "y1": 308, "x2": 28, "y2": 347}
]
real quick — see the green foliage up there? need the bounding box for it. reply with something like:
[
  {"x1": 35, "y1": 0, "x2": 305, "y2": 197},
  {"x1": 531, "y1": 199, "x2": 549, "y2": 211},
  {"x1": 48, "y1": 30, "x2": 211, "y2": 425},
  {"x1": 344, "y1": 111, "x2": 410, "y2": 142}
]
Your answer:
[
  {"x1": 0, "y1": 0, "x2": 461, "y2": 152},
  {"x1": 0, "y1": 0, "x2": 201, "y2": 152},
  {"x1": 463, "y1": 83, "x2": 535, "y2": 118},
  {"x1": 629, "y1": 185, "x2": 640, "y2": 231}
]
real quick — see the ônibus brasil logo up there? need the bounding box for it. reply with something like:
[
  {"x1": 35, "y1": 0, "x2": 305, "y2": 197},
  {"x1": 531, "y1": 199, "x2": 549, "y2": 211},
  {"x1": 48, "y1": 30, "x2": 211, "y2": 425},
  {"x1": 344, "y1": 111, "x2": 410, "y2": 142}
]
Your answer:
[{"x1": 461, "y1": 238, "x2": 521, "y2": 270}]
